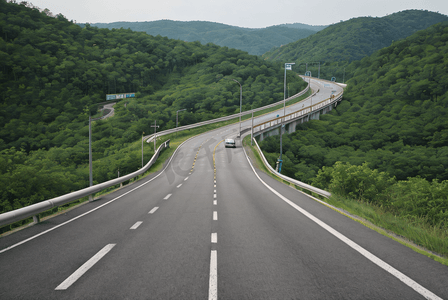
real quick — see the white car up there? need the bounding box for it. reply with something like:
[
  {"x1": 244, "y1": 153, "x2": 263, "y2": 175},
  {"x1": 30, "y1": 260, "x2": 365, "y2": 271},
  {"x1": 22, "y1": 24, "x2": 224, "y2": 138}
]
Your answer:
[{"x1": 225, "y1": 139, "x2": 236, "y2": 148}]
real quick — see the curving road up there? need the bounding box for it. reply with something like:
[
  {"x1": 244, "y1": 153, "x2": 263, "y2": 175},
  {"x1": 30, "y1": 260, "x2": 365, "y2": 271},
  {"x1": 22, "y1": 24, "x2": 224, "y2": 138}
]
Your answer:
[{"x1": 0, "y1": 78, "x2": 447, "y2": 299}]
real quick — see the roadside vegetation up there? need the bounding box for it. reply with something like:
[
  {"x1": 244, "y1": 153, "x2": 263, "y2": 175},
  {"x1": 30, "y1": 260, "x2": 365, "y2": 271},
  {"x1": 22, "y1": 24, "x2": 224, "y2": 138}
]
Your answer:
[{"x1": 259, "y1": 21, "x2": 448, "y2": 259}]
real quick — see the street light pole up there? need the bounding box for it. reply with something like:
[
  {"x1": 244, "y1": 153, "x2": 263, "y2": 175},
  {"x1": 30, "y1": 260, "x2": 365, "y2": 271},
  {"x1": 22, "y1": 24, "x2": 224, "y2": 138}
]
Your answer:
[
  {"x1": 280, "y1": 62, "x2": 295, "y2": 173},
  {"x1": 142, "y1": 131, "x2": 144, "y2": 168},
  {"x1": 222, "y1": 77, "x2": 242, "y2": 136},
  {"x1": 251, "y1": 110, "x2": 254, "y2": 146},
  {"x1": 89, "y1": 115, "x2": 93, "y2": 201}
]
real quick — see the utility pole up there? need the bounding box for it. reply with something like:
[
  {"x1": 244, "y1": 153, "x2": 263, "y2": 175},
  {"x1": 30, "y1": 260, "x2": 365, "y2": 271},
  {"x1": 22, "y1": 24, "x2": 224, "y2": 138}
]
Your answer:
[{"x1": 151, "y1": 121, "x2": 159, "y2": 152}]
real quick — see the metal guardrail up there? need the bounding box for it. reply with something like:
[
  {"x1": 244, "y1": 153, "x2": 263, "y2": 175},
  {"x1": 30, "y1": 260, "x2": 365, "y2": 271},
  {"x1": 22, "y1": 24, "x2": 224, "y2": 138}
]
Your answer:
[
  {"x1": 0, "y1": 78, "x2": 323, "y2": 228},
  {"x1": 251, "y1": 138, "x2": 331, "y2": 198},
  {"x1": 253, "y1": 91, "x2": 343, "y2": 134},
  {"x1": 0, "y1": 140, "x2": 171, "y2": 227},
  {"x1": 144, "y1": 81, "x2": 311, "y2": 142}
]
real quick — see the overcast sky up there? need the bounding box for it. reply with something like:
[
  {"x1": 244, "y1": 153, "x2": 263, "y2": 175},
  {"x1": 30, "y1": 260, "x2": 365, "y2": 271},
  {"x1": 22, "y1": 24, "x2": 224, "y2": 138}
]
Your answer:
[{"x1": 27, "y1": 0, "x2": 448, "y2": 28}]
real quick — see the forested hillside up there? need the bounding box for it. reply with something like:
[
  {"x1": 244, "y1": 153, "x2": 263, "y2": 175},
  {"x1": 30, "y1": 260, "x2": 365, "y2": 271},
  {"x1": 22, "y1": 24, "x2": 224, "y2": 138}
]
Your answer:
[
  {"x1": 263, "y1": 10, "x2": 447, "y2": 62},
  {"x1": 262, "y1": 10, "x2": 448, "y2": 81},
  {"x1": 88, "y1": 20, "x2": 322, "y2": 56},
  {"x1": 260, "y1": 21, "x2": 448, "y2": 226},
  {"x1": 0, "y1": 0, "x2": 307, "y2": 217}
]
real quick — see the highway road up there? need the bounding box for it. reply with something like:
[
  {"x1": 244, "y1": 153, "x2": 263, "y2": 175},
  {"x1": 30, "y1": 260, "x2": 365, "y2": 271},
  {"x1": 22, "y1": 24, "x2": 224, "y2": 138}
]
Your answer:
[{"x1": 1, "y1": 78, "x2": 447, "y2": 299}]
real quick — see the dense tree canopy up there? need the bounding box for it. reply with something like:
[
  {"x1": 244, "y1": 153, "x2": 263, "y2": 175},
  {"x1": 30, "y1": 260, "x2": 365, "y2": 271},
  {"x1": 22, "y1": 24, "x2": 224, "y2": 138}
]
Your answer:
[{"x1": 263, "y1": 10, "x2": 448, "y2": 63}]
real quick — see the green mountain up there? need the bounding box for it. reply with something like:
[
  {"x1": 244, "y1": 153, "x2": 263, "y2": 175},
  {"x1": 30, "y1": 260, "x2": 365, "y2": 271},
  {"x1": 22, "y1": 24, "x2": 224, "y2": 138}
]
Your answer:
[
  {"x1": 0, "y1": 0, "x2": 306, "y2": 217},
  {"x1": 87, "y1": 20, "x2": 324, "y2": 56},
  {"x1": 259, "y1": 21, "x2": 448, "y2": 226},
  {"x1": 262, "y1": 10, "x2": 448, "y2": 63}
]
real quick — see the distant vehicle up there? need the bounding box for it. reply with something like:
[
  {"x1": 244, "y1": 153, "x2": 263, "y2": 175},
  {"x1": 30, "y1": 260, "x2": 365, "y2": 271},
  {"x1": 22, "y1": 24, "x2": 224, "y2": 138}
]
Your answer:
[{"x1": 225, "y1": 139, "x2": 236, "y2": 148}]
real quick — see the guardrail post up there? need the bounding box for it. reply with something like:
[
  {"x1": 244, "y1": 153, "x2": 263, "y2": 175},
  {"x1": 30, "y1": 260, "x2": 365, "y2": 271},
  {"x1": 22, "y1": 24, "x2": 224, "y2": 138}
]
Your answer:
[{"x1": 33, "y1": 215, "x2": 40, "y2": 224}]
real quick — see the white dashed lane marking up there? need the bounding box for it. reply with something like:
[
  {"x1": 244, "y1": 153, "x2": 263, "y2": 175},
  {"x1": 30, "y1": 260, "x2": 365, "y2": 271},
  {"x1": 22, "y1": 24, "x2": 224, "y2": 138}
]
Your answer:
[
  {"x1": 130, "y1": 221, "x2": 143, "y2": 230},
  {"x1": 148, "y1": 207, "x2": 159, "y2": 214},
  {"x1": 211, "y1": 233, "x2": 217, "y2": 243},
  {"x1": 55, "y1": 244, "x2": 116, "y2": 290},
  {"x1": 164, "y1": 194, "x2": 172, "y2": 200},
  {"x1": 209, "y1": 250, "x2": 218, "y2": 300}
]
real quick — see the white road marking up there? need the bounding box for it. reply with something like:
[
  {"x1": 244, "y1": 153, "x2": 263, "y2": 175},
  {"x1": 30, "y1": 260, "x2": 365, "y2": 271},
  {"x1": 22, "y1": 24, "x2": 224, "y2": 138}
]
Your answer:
[
  {"x1": 211, "y1": 233, "x2": 217, "y2": 243},
  {"x1": 184, "y1": 177, "x2": 189, "y2": 181},
  {"x1": 213, "y1": 211, "x2": 218, "y2": 220},
  {"x1": 214, "y1": 190, "x2": 216, "y2": 193},
  {"x1": 242, "y1": 147, "x2": 443, "y2": 300},
  {"x1": 164, "y1": 194, "x2": 172, "y2": 200},
  {"x1": 148, "y1": 207, "x2": 159, "y2": 214},
  {"x1": 208, "y1": 250, "x2": 218, "y2": 300},
  {"x1": 177, "y1": 184, "x2": 182, "y2": 188},
  {"x1": 213, "y1": 194, "x2": 217, "y2": 199},
  {"x1": 130, "y1": 221, "x2": 143, "y2": 230},
  {"x1": 213, "y1": 200, "x2": 217, "y2": 205},
  {"x1": 55, "y1": 244, "x2": 116, "y2": 290}
]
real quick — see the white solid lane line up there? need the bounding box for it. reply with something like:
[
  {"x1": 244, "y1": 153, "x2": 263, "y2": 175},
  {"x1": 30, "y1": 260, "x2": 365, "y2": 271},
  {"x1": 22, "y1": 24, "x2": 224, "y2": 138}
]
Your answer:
[
  {"x1": 208, "y1": 250, "x2": 218, "y2": 300},
  {"x1": 213, "y1": 211, "x2": 218, "y2": 221},
  {"x1": 148, "y1": 207, "x2": 159, "y2": 214},
  {"x1": 163, "y1": 194, "x2": 172, "y2": 200},
  {"x1": 130, "y1": 221, "x2": 143, "y2": 230},
  {"x1": 242, "y1": 147, "x2": 443, "y2": 300},
  {"x1": 55, "y1": 244, "x2": 116, "y2": 290}
]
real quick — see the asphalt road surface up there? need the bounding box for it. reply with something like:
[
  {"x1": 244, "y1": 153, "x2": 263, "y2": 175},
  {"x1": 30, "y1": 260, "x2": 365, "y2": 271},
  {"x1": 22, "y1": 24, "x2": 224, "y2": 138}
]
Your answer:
[{"x1": 1, "y1": 79, "x2": 447, "y2": 299}]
